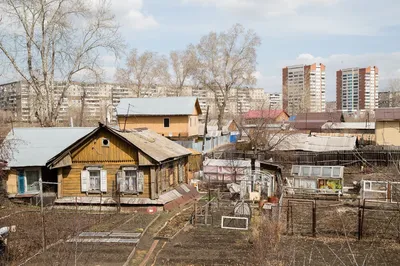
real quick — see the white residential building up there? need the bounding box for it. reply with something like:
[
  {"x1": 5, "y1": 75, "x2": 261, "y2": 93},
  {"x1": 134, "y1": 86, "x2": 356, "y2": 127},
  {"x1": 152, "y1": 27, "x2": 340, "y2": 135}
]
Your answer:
[
  {"x1": 336, "y1": 66, "x2": 379, "y2": 113},
  {"x1": 282, "y1": 63, "x2": 326, "y2": 116}
]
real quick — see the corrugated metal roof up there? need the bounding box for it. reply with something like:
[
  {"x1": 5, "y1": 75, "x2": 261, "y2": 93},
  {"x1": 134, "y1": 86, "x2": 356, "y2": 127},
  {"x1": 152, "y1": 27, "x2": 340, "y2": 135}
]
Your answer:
[
  {"x1": 321, "y1": 122, "x2": 375, "y2": 130},
  {"x1": 111, "y1": 127, "x2": 192, "y2": 162},
  {"x1": 6, "y1": 127, "x2": 95, "y2": 167},
  {"x1": 116, "y1": 97, "x2": 201, "y2": 116},
  {"x1": 203, "y1": 158, "x2": 261, "y2": 168},
  {"x1": 375, "y1": 108, "x2": 400, "y2": 121},
  {"x1": 271, "y1": 133, "x2": 356, "y2": 152}
]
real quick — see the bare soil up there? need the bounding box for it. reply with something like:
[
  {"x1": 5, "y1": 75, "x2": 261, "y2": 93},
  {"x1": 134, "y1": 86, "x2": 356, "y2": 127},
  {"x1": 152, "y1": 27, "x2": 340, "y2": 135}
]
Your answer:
[
  {"x1": 0, "y1": 206, "x2": 131, "y2": 265},
  {"x1": 157, "y1": 208, "x2": 193, "y2": 239},
  {"x1": 27, "y1": 242, "x2": 133, "y2": 266},
  {"x1": 154, "y1": 225, "x2": 251, "y2": 265},
  {"x1": 116, "y1": 213, "x2": 156, "y2": 233}
]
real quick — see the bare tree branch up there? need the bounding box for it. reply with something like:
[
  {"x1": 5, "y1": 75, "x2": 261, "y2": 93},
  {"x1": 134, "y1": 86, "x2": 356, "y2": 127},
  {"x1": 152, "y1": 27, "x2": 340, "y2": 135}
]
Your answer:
[
  {"x1": 194, "y1": 24, "x2": 261, "y2": 130},
  {"x1": 0, "y1": 0, "x2": 124, "y2": 126}
]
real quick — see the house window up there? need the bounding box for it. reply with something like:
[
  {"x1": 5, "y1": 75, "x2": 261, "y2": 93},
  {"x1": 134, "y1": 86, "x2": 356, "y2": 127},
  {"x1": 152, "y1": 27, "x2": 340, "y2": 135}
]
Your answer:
[
  {"x1": 89, "y1": 170, "x2": 101, "y2": 191},
  {"x1": 164, "y1": 118, "x2": 170, "y2": 128},
  {"x1": 117, "y1": 168, "x2": 144, "y2": 193},
  {"x1": 124, "y1": 170, "x2": 137, "y2": 192},
  {"x1": 25, "y1": 170, "x2": 40, "y2": 192}
]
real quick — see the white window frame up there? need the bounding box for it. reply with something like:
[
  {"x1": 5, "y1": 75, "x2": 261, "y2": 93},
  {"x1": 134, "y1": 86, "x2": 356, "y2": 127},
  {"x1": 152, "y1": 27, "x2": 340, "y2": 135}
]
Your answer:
[
  {"x1": 122, "y1": 167, "x2": 138, "y2": 194},
  {"x1": 24, "y1": 167, "x2": 41, "y2": 193},
  {"x1": 84, "y1": 166, "x2": 107, "y2": 193},
  {"x1": 88, "y1": 169, "x2": 101, "y2": 192},
  {"x1": 117, "y1": 167, "x2": 144, "y2": 194}
]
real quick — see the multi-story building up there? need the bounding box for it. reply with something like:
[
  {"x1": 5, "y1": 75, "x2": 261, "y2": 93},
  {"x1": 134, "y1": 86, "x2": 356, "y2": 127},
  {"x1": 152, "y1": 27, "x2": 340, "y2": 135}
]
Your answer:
[
  {"x1": 0, "y1": 81, "x2": 117, "y2": 124},
  {"x1": 0, "y1": 81, "x2": 270, "y2": 124},
  {"x1": 282, "y1": 63, "x2": 326, "y2": 116},
  {"x1": 336, "y1": 66, "x2": 379, "y2": 113},
  {"x1": 378, "y1": 91, "x2": 400, "y2": 108},
  {"x1": 265, "y1": 93, "x2": 283, "y2": 110}
]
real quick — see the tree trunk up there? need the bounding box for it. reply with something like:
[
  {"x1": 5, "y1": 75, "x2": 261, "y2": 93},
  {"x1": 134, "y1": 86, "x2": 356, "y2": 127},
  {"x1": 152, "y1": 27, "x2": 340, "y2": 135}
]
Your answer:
[
  {"x1": 79, "y1": 88, "x2": 86, "y2": 127},
  {"x1": 217, "y1": 103, "x2": 226, "y2": 130}
]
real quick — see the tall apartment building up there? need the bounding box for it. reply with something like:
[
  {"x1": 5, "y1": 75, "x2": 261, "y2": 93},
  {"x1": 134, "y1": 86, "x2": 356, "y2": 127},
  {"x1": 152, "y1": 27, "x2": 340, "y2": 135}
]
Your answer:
[
  {"x1": 336, "y1": 66, "x2": 379, "y2": 112},
  {"x1": 282, "y1": 63, "x2": 326, "y2": 116}
]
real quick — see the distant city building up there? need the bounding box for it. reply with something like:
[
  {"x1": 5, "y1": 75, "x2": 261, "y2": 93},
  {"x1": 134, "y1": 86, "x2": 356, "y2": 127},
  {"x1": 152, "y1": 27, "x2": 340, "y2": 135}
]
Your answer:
[
  {"x1": 378, "y1": 91, "x2": 400, "y2": 108},
  {"x1": 336, "y1": 66, "x2": 379, "y2": 113},
  {"x1": 325, "y1": 101, "x2": 337, "y2": 112},
  {"x1": 282, "y1": 63, "x2": 326, "y2": 116},
  {"x1": 265, "y1": 93, "x2": 283, "y2": 110},
  {"x1": 0, "y1": 81, "x2": 269, "y2": 124}
]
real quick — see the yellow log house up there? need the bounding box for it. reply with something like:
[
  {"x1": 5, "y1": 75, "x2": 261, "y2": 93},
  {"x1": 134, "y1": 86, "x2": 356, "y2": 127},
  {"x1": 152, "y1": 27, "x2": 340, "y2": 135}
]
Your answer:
[
  {"x1": 47, "y1": 124, "x2": 192, "y2": 204},
  {"x1": 116, "y1": 97, "x2": 202, "y2": 139}
]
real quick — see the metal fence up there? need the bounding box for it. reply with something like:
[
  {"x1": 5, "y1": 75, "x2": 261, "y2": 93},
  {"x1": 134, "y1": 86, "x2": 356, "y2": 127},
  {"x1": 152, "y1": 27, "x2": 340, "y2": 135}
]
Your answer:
[{"x1": 207, "y1": 149, "x2": 400, "y2": 167}]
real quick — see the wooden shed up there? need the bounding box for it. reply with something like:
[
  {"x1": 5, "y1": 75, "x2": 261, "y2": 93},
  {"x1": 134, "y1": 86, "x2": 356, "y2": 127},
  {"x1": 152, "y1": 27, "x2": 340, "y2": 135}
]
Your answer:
[{"x1": 46, "y1": 123, "x2": 192, "y2": 204}]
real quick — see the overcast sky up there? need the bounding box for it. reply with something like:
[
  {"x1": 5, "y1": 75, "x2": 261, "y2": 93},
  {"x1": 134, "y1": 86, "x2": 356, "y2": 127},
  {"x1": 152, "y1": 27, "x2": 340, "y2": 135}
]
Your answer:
[
  {"x1": 2, "y1": 0, "x2": 399, "y2": 101},
  {"x1": 101, "y1": 0, "x2": 400, "y2": 101}
]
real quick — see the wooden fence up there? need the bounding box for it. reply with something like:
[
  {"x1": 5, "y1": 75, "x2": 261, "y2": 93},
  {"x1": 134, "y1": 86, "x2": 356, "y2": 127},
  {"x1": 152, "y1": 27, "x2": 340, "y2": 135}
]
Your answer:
[{"x1": 207, "y1": 149, "x2": 400, "y2": 167}]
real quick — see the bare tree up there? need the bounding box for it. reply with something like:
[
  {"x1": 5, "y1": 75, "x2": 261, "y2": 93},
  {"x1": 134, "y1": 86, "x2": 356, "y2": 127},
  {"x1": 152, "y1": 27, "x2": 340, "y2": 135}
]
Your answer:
[
  {"x1": 388, "y1": 78, "x2": 400, "y2": 107},
  {"x1": 195, "y1": 24, "x2": 261, "y2": 130},
  {"x1": 115, "y1": 49, "x2": 168, "y2": 98},
  {"x1": 0, "y1": 0, "x2": 123, "y2": 126},
  {"x1": 235, "y1": 103, "x2": 294, "y2": 152},
  {"x1": 166, "y1": 45, "x2": 198, "y2": 96}
]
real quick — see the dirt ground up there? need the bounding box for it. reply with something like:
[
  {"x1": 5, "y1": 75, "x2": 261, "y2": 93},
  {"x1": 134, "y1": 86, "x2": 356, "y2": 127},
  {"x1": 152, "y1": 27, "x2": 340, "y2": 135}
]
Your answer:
[
  {"x1": 154, "y1": 225, "x2": 251, "y2": 265},
  {"x1": 0, "y1": 204, "x2": 158, "y2": 265}
]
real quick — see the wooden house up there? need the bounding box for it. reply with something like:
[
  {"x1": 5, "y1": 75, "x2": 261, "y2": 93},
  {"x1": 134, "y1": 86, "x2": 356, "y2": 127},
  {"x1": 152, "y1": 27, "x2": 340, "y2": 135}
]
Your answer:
[
  {"x1": 4, "y1": 127, "x2": 94, "y2": 198},
  {"x1": 116, "y1": 97, "x2": 202, "y2": 140},
  {"x1": 47, "y1": 123, "x2": 193, "y2": 205}
]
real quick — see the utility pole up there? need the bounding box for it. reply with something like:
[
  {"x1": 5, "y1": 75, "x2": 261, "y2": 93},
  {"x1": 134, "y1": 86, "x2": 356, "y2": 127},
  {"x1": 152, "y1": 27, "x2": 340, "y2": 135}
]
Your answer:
[
  {"x1": 39, "y1": 178, "x2": 61, "y2": 252},
  {"x1": 202, "y1": 105, "x2": 210, "y2": 152},
  {"x1": 123, "y1": 104, "x2": 131, "y2": 132}
]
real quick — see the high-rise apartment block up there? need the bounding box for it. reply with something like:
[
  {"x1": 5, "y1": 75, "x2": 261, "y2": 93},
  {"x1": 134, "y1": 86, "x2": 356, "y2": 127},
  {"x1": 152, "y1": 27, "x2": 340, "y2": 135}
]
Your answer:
[
  {"x1": 0, "y1": 81, "x2": 270, "y2": 124},
  {"x1": 282, "y1": 63, "x2": 326, "y2": 116},
  {"x1": 336, "y1": 66, "x2": 379, "y2": 112}
]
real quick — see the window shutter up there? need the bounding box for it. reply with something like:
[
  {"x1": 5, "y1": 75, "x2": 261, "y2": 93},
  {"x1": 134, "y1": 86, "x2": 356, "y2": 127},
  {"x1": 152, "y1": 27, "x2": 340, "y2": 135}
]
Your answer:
[
  {"x1": 81, "y1": 170, "x2": 89, "y2": 192},
  {"x1": 137, "y1": 171, "x2": 144, "y2": 193},
  {"x1": 178, "y1": 163, "x2": 184, "y2": 183},
  {"x1": 116, "y1": 170, "x2": 126, "y2": 192},
  {"x1": 100, "y1": 170, "x2": 107, "y2": 192}
]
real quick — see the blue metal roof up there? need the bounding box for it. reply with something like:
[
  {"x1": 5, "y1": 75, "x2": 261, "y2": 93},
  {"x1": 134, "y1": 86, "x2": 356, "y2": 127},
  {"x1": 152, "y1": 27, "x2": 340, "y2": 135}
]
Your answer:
[
  {"x1": 5, "y1": 127, "x2": 95, "y2": 167},
  {"x1": 116, "y1": 97, "x2": 200, "y2": 116}
]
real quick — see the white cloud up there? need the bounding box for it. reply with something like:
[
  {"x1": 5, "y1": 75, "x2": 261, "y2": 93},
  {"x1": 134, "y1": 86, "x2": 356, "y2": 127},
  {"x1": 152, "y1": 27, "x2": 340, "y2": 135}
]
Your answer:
[
  {"x1": 94, "y1": 0, "x2": 159, "y2": 31},
  {"x1": 253, "y1": 71, "x2": 282, "y2": 93},
  {"x1": 182, "y1": 0, "x2": 400, "y2": 36}
]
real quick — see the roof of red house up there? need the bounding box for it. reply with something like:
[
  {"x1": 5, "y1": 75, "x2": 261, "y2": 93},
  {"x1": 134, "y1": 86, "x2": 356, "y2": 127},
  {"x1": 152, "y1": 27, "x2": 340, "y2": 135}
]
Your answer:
[{"x1": 243, "y1": 109, "x2": 288, "y2": 120}]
